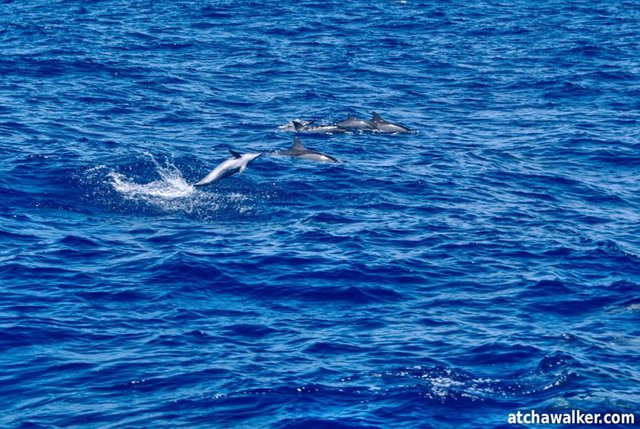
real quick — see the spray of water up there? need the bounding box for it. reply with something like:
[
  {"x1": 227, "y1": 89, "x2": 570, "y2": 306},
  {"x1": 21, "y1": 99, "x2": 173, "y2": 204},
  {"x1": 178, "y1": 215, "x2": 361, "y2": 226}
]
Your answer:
[
  {"x1": 109, "y1": 159, "x2": 195, "y2": 200},
  {"x1": 91, "y1": 153, "x2": 257, "y2": 217}
]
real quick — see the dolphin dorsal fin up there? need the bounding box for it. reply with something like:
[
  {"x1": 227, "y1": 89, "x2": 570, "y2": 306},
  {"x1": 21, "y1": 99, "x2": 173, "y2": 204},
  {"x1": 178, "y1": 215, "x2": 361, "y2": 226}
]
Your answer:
[
  {"x1": 229, "y1": 150, "x2": 241, "y2": 158},
  {"x1": 292, "y1": 137, "x2": 305, "y2": 150},
  {"x1": 293, "y1": 120, "x2": 304, "y2": 131},
  {"x1": 371, "y1": 112, "x2": 383, "y2": 122},
  {"x1": 346, "y1": 114, "x2": 355, "y2": 120}
]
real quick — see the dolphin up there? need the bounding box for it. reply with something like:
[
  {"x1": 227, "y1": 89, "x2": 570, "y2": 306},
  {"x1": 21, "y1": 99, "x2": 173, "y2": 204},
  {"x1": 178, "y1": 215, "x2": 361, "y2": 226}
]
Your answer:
[
  {"x1": 279, "y1": 119, "x2": 315, "y2": 131},
  {"x1": 194, "y1": 150, "x2": 262, "y2": 186},
  {"x1": 275, "y1": 137, "x2": 339, "y2": 163},
  {"x1": 370, "y1": 112, "x2": 411, "y2": 133},
  {"x1": 336, "y1": 114, "x2": 374, "y2": 131},
  {"x1": 293, "y1": 120, "x2": 349, "y2": 134}
]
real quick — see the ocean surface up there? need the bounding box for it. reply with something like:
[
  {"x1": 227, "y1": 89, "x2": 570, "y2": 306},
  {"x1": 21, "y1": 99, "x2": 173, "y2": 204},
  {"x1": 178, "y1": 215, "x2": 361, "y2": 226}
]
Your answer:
[{"x1": 1, "y1": 1, "x2": 639, "y2": 427}]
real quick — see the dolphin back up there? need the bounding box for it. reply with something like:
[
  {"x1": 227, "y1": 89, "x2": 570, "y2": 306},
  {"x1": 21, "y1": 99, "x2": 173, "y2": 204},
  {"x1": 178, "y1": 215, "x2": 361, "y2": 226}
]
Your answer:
[{"x1": 370, "y1": 112, "x2": 411, "y2": 133}]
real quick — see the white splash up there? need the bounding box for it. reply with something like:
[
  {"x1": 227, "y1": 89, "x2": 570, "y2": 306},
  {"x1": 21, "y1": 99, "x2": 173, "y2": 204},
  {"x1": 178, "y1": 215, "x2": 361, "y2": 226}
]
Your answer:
[
  {"x1": 109, "y1": 153, "x2": 195, "y2": 200},
  {"x1": 109, "y1": 171, "x2": 194, "y2": 199},
  {"x1": 84, "y1": 153, "x2": 260, "y2": 218},
  {"x1": 107, "y1": 153, "x2": 196, "y2": 206}
]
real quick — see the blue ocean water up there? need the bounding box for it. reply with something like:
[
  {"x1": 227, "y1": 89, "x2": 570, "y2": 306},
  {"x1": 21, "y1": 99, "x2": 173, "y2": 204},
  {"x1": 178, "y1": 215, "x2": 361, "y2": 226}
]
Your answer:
[{"x1": 1, "y1": 0, "x2": 639, "y2": 427}]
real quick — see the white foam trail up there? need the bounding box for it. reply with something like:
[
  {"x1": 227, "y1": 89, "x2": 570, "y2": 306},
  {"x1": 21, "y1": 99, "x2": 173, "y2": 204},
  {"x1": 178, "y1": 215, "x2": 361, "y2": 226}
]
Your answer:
[
  {"x1": 109, "y1": 153, "x2": 195, "y2": 200},
  {"x1": 109, "y1": 171, "x2": 195, "y2": 199}
]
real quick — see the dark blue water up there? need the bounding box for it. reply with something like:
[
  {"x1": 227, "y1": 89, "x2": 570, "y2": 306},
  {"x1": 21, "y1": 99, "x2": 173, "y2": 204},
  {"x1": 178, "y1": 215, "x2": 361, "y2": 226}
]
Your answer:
[{"x1": 1, "y1": 1, "x2": 639, "y2": 427}]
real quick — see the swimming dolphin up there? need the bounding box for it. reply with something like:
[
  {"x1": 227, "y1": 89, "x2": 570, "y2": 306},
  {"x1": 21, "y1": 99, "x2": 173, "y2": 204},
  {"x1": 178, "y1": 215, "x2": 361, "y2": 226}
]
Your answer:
[
  {"x1": 370, "y1": 112, "x2": 411, "y2": 133},
  {"x1": 279, "y1": 119, "x2": 315, "y2": 132},
  {"x1": 194, "y1": 150, "x2": 262, "y2": 186},
  {"x1": 336, "y1": 114, "x2": 374, "y2": 131},
  {"x1": 293, "y1": 120, "x2": 349, "y2": 134},
  {"x1": 275, "y1": 137, "x2": 339, "y2": 163}
]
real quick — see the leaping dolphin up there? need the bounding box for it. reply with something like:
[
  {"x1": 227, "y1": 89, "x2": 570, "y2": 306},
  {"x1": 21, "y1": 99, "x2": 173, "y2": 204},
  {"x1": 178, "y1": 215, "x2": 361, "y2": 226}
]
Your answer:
[
  {"x1": 195, "y1": 150, "x2": 262, "y2": 186},
  {"x1": 275, "y1": 137, "x2": 339, "y2": 163},
  {"x1": 336, "y1": 114, "x2": 374, "y2": 131},
  {"x1": 370, "y1": 112, "x2": 411, "y2": 133}
]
